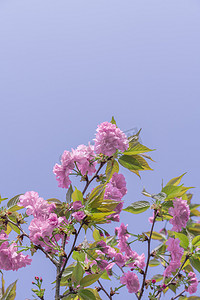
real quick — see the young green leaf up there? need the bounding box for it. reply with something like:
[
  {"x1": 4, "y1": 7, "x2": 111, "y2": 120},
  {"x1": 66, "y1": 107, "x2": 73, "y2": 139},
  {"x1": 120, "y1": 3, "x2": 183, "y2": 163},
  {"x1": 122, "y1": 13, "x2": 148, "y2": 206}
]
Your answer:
[
  {"x1": 80, "y1": 273, "x2": 102, "y2": 287},
  {"x1": 174, "y1": 232, "x2": 189, "y2": 250},
  {"x1": 105, "y1": 160, "x2": 119, "y2": 181},
  {"x1": 66, "y1": 185, "x2": 73, "y2": 203},
  {"x1": 123, "y1": 201, "x2": 150, "y2": 214},
  {"x1": 72, "y1": 188, "x2": 83, "y2": 203},
  {"x1": 71, "y1": 261, "x2": 84, "y2": 284},
  {"x1": 78, "y1": 289, "x2": 96, "y2": 300},
  {"x1": 7, "y1": 195, "x2": 22, "y2": 209}
]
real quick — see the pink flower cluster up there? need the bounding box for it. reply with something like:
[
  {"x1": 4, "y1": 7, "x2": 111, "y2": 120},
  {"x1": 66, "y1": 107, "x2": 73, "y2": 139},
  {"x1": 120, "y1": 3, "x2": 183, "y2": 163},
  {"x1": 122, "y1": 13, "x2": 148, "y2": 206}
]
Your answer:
[
  {"x1": 0, "y1": 231, "x2": 31, "y2": 271},
  {"x1": 164, "y1": 238, "x2": 183, "y2": 277},
  {"x1": 94, "y1": 121, "x2": 129, "y2": 156},
  {"x1": 92, "y1": 223, "x2": 145, "y2": 294},
  {"x1": 18, "y1": 191, "x2": 66, "y2": 250},
  {"x1": 71, "y1": 201, "x2": 86, "y2": 222},
  {"x1": 168, "y1": 197, "x2": 190, "y2": 232},
  {"x1": 104, "y1": 173, "x2": 127, "y2": 222},
  {"x1": 185, "y1": 272, "x2": 198, "y2": 294},
  {"x1": 53, "y1": 143, "x2": 96, "y2": 189},
  {"x1": 116, "y1": 223, "x2": 145, "y2": 269},
  {"x1": 120, "y1": 271, "x2": 140, "y2": 293}
]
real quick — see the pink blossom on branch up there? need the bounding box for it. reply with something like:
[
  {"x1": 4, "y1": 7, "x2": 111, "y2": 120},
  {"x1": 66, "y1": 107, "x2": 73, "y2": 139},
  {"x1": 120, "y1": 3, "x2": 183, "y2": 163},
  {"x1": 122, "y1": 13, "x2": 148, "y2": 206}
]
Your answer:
[
  {"x1": 0, "y1": 236, "x2": 32, "y2": 271},
  {"x1": 18, "y1": 191, "x2": 56, "y2": 220},
  {"x1": 185, "y1": 272, "x2": 198, "y2": 294},
  {"x1": 163, "y1": 237, "x2": 184, "y2": 277},
  {"x1": 94, "y1": 121, "x2": 129, "y2": 156},
  {"x1": 71, "y1": 143, "x2": 97, "y2": 176},
  {"x1": 168, "y1": 197, "x2": 190, "y2": 232},
  {"x1": 53, "y1": 150, "x2": 74, "y2": 188},
  {"x1": 120, "y1": 271, "x2": 140, "y2": 293},
  {"x1": 72, "y1": 210, "x2": 86, "y2": 222}
]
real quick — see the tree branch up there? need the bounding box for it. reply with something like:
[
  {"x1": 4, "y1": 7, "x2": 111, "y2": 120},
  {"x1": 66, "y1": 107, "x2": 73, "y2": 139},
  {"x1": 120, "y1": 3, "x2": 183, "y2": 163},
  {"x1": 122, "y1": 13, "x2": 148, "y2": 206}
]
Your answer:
[
  {"x1": 138, "y1": 210, "x2": 157, "y2": 300},
  {"x1": 98, "y1": 280, "x2": 112, "y2": 300}
]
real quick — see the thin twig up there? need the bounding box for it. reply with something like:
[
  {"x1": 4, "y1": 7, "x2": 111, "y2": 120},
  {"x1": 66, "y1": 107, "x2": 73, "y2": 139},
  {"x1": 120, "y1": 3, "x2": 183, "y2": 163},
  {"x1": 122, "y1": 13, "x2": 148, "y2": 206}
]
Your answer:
[
  {"x1": 98, "y1": 280, "x2": 112, "y2": 300},
  {"x1": 82, "y1": 161, "x2": 106, "y2": 195},
  {"x1": 155, "y1": 255, "x2": 189, "y2": 298},
  {"x1": 138, "y1": 210, "x2": 157, "y2": 300},
  {"x1": 55, "y1": 233, "x2": 67, "y2": 300},
  {"x1": 171, "y1": 289, "x2": 185, "y2": 300}
]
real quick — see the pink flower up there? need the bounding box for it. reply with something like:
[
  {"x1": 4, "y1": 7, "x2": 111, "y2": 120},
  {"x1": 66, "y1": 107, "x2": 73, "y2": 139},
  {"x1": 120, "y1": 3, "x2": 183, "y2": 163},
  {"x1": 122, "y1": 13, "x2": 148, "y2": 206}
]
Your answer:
[
  {"x1": 166, "y1": 237, "x2": 184, "y2": 262},
  {"x1": 116, "y1": 223, "x2": 130, "y2": 240},
  {"x1": 94, "y1": 121, "x2": 129, "y2": 156},
  {"x1": 120, "y1": 271, "x2": 140, "y2": 293},
  {"x1": 72, "y1": 211, "x2": 86, "y2": 222},
  {"x1": 72, "y1": 143, "x2": 96, "y2": 175},
  {"x1": 18, "y1": 191, "x2": 56, "y2": 220},
  {"x1": 0, "y1": 241, "x2": 31, "y2": 271},
  {"x1": 163, "y1": 238, "x2": 183, "y2": 277},
  {"x1": 29, "y1": 214, "x2": 64, "y2": 250},
  {"x1": 53, "y1": 150, "x2": 74, "y2": 188},
  {"x1": 169, "y1": 198, "x2": 190, "y2": 232},
  {"x1": 114, "y1": 253, "x2": 126, "y2": 267},
  {"x1": 186, "y1": 272, "x2": 198, "y2": 294},
  {"x1": 110, "y1": 173, "x2": 127, "y2": 197},
  {"x1": 72, "y1": 201, "x2": 83, "y2": 210}
]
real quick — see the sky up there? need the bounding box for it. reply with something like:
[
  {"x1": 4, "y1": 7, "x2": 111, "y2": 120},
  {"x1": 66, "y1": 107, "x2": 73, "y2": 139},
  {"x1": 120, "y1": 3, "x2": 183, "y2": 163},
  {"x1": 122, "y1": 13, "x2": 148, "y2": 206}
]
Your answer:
[{"x1": 0, "y1": 0, "x2": 200, "y2": 299}]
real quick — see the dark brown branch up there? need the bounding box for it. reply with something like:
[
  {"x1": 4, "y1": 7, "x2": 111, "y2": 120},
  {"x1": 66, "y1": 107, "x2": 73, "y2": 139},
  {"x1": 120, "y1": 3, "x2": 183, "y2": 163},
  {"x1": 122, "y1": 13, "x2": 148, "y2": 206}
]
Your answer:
[
  {"x1": 138, "y1": 210, "x2": 157, "y2": 300},
  {"x1": 98, "y1": 280, "x2": 112, "y2": 300},
  {"x1": 82, "y1": 161, "x2": 106, "y2": 196}
]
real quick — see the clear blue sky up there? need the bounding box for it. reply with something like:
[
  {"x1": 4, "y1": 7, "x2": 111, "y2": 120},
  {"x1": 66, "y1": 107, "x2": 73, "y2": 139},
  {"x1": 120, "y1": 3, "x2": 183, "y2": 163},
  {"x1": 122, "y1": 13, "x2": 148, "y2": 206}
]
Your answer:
[{"x1": 0, "y1": 1, "x2": 200, "y2": 299}]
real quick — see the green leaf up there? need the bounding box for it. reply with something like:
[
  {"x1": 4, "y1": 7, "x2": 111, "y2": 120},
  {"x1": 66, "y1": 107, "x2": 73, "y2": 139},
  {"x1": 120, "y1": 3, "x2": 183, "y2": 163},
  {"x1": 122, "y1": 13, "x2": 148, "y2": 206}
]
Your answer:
[
  {"x1": 7, "y1": 195, "x2": 22, "y2": 209},
  {"x1": 149, "y1": 259, "x2": 160, "y2": 267},
  {"x1": 71, "y1": 261, "x2": 84, "y2": 284},
  {"x1": 5, "y1": 225, "x2": 12, "y2": 235},
  {"x1": 192, "y1": 236, "x2": 200, "y2": 247},
  {"x1": 72, "y1": 188, "x2": 83, "y2": 203},
  {"x1": 66, "y1": 185, "x2": 73, "y2": 203},
  {"x1": 119, "y1": 155, "x2": 144, "y2": 171},
  {"x1": 161, "y1": 185, "x2": 183, "y2": 199},
  {"x1": 0, "y1": 195, "x2": 8, "y2": 204},
  {"x1": 145, "y1": 232, "x2": 165, "y2": 241},
  {"x1": 88, "y1": 184, "x2": 105, "y2": 201},
  {"x1": 123, "y1": 201, "x2": 150, "y2": 214},
  {"x1": 8, "y1": 205, "x2": 23, "y2": 212},
  {"x1": 105, "y1": 160, "x2": 119, "y2": 181},
  {"x1": 61, "y1": 266, "x2": 74, "y2": 285},
  {"x1": 2, "y1": 280, "x2": 17, "y2": 300},
  {"x1": 47, "y1": 198, "x2": 62, "y2": 204},
  {"x1": 1, "y1": 272, "x2": 5, "y2": 295},
  {"x1": 88, "y1": 212, "x2": 114, "y2": 223},
  {"x1": 93, "y1": 229, "x2": 102, "y2": 241},
  {"x1": 9, "y1": 223, "x2": 20, "y2": 235},
  {"x1": 190, "y1": 257, "x2": 200, "y2": 273},
  {"x1": 97, "y1": 199, "x2": 120, "y2": 212},
  {"x1": 80, "y1": 273, "x2": 102, "y2": 287},
  {"x1": 86, "y1": 289, "x2": 102, "y2": 300},
  {"x1": 72, "y1": 251, "x2": 85, "y2": 262},
  {"x1": 151, "y1": 274, "x2": 163, "y2": 282},
  {"x1": 166, "y1": 173, "x2": 186, "y2": 186},
  {"x1": 123, "y1": 143, "x2": 155, "y2": 155},
  {"x1": 78, "y1": 289, "x2": 96, "y2": 300},
  {"x1": 110, "y1": 116, "x2": 117, "y2": 126},
  {"x1": 174, "y1": 232, "x2": 189, "y2": 250},
  {"x1": 131, "y1": 155, "x2": 153, "y2": 171},
  {"x1": 100, "y1": 270, "x2": 111, "y2": 280}
]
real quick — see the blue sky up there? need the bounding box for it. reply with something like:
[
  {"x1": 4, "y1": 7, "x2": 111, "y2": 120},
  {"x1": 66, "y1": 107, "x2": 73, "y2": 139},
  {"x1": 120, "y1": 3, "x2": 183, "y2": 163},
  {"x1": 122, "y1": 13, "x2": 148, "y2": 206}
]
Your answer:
[{"x1": 0, "y1": 0, "x2": 200, "y2": 299}]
